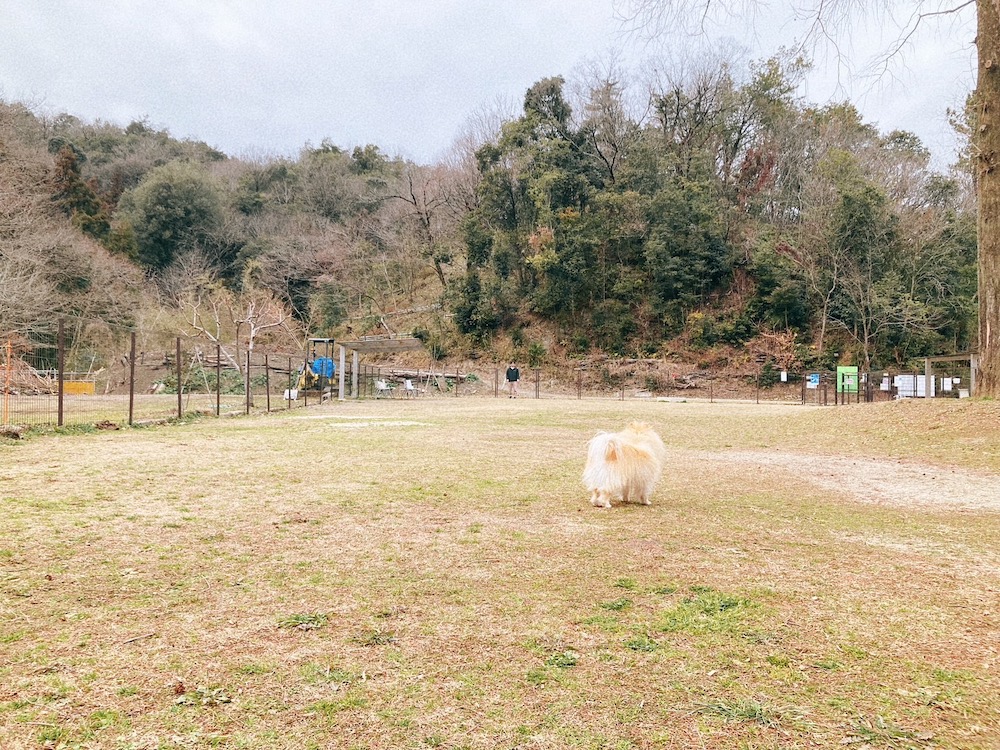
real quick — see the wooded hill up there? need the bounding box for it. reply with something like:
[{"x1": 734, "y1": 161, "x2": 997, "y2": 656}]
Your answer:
[{"x1": 0, "y1": 53, "x2": 978, "y2": 375}]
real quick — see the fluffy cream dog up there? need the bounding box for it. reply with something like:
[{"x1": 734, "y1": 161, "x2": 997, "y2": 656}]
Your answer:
[{"x1": 582, "y1": 421, "x2": 667, "y2": 508}]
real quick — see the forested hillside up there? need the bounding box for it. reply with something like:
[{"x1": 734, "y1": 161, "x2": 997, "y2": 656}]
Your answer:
[{"x1": 0, "y1": 52, "x2": 978, "y2": 375}]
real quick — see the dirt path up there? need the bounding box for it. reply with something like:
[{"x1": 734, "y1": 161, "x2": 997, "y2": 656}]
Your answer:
[{"x1": 688, "y1": 449, "x2": 1000, "y2": 512}]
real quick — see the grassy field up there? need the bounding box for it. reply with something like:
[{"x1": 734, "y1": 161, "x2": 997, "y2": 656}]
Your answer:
[{"x1": 2, "y1": 397, "x2": 999, "y2": 749}]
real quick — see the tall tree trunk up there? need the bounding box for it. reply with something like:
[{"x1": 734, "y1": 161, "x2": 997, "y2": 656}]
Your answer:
[{"x1": 977, "y1": 0, "x2": 1000, "y2": 396}]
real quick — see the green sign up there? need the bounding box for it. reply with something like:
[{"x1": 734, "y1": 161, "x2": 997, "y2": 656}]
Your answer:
[{"x1": 836, "y1": 366, "x2": 859, "y2": 394}]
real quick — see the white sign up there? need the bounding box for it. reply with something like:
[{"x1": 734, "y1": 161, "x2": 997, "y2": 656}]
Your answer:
[{"x1": 894, "y1": 374, "x2": 935, "y2": 398}]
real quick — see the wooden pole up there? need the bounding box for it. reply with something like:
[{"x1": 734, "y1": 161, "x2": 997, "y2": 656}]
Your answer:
[
  {"x1": 215, "y1": 343, "x2": 221, "y2": 417},
  {"x1": 128, "y1": 332, "x2": 136, "y2": 425},
  {"x1": 57, "y1": 319, "x2": 65, "y2": 426},
  {"x1": 175, "y1": 337, "x2": 182, "y2": 419},
  {"x1": 245, "y1": 351, "x2": 251, "y2": 414},
  {"x1": 3, "y1": 340, "x2": 12, "y2": 425}
]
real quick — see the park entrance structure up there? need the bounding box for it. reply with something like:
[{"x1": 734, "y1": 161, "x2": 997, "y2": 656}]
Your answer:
[
  {"x1": 336, "y1": 335, "x2": 424, "y2": 400},
  {"x1": 924, "y1": 353, "x2": 978, "y2": 398}
]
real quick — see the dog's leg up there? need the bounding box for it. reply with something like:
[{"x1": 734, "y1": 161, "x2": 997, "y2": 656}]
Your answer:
[
  {"x1": 591, "y1": 490, "x2": 612, "y2": 508},
  {"x1": 623, "y1": 481, "x2": 636, "y2": 504}
]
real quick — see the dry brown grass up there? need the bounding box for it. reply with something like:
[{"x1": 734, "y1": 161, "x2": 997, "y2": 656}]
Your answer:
[{"x1": 1, "y1": 397, "x2": 999, "y2": 749}]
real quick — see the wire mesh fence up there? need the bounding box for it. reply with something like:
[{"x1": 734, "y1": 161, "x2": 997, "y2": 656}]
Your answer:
[
  {"x1": 347, "y1": 363, "x2": 973, "y2": 404},
  {"x1": 1, "y1": 326, "x2": 312, "y2": 429},
  {"x1": 1, "y1": 321, "x2": 976, "y2": 431}
]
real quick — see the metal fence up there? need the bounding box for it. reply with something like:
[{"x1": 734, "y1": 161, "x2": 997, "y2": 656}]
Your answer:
[
  {"x1": 1, "y1": 324, "x2": 314, "y2": 429},
  {"x1": 2, "y1": 324, "x2": 975, "y2": 431},
  {"x1": 349, "y1": 363, "x2": 973, "y2": 404}
]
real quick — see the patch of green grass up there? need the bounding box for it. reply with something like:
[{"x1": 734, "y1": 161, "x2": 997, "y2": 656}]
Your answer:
[
  {"x1": 88, "y1": 708, "x2": 127, "y2": 730},
  {"x1": 0, "y1": 630, "x2": 25, "y2": 644},
  {"x1": 657, "y1": 587, "x2": 759, "y2": 635},
  {"x1": 599, "y1": 597, "x2": 632, "y2": 611},
  {"x1": 37, "y1": 725, "x2": 66, "y2": 743},
  {"x1": 931, "y1": 667, "x2": 974, "y2": 683},
  {"x1": 277, "y1": 612, "x2": 329, "y2": 630},
  {"x1": 845, "y1": 715, "x2": 934, "y2": 746},
  {"x1": 52, "y1": 424, "x2": 98, "y2": 436},
  {"x1": 697, "y1": 698, "x2": 784, "y2": 727},
  {"x1": 545, "y1": 650, "x2": 579, "y2": 668},
  {"x1": 623, "y1": 635, "x2": 659, "y2": 652},
  {"x1": 309, "y1": 694, "x2": 367, "y2": 716},
  {"x1": 579, "y1": 614, "x2": 624, "y2": 632},
  {"x1": 526, "y1": 667, "x2": 552, "y2": 686},
  {"x1": 613, "y1": 577, "x2": 638, "y2": 591},
  {"x1": 840, "y1": 644, "x2": 869, "y2": 659},
  {"x1": 352, "y1": 628, "x2": 396, "y2": 646}
]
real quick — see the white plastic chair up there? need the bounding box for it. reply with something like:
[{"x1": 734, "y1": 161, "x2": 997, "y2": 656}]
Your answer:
[
  {"x1": 374, "y1": 379, "x2": 394, "y2": 398},
  {"x1": 402, "y1": 379, "x2": 417, "y2": 397}
]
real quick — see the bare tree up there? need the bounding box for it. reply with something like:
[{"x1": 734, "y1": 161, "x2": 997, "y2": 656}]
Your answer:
[
  {"x1": 388, "y1": 164, "x2": 456, "y2": 287},
  {"x1": 179, "y1": 261, "x2": 300, "y2": 400}
]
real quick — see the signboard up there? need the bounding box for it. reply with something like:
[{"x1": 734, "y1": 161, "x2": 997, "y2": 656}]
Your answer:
[
  {"x1": 894, "y1": 374, "x2": 935, "y2": 398},
  {"x1": 806, "y1": 373, "x2": 820, "y2": 390},
  {"x1": 836, "y1": 366, "x2": 859, "y2": 394}
]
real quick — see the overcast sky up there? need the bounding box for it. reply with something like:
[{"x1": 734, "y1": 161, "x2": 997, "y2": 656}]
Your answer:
[{"x1": 0, "y1": 1, "x2": 978, "y2": 167}]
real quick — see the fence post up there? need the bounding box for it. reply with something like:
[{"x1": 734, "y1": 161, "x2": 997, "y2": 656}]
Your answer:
[
  {"x1": 2, "y1": 340, "x2": 11, "y2": 426},
  {"x1": 455, "y1": 371, "x2": 460, "y2": 397},
  {"x1": 303, "y1": 354, "x2": 310, "y2": 408},
  {"x1": 265, "y1": 354, "x2": 271, "y2": 412},
  {"x1": 128, "y1": 332, "x2": 136, "y2": 426},
  {"x1": 57, "y1": 319, "x2": 65, "y2": 427},
  {"x1": 352, "y1": 350, "x2": 359, "y2": 399},
  {"x1": 176, "y1": 338, "x2": 182, "y2": 420},
  {"x1": 287, "y1": 356, "x2": 293, "y2": 409},
  {"x1": 246, "y1": 351, "x2": 251, "y2": 415},
  {"x1": 756, "y1": 371, "x2": 760, "y2": 404},
  {"x1": 216, "y1": 344, "x2": 221, "y2": 417},
  {"x1": 534, "y1": 368, "x2": 540, "y2": 399},
  {"x1": 495, "y1": 367, "x2": 499, "y2": 398},
  {"x1": 577, "y1": 369, "x2": 583, "y2": 400}
]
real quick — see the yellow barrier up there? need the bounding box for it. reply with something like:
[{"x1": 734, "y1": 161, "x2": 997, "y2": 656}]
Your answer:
[{"x1": 64, "y1": 381, "x2": 96, "y2": 395}]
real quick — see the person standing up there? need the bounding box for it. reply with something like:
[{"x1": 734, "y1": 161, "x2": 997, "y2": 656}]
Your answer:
[{"x1": 505, "y1": 362, "x2": 520, "y2": 398}]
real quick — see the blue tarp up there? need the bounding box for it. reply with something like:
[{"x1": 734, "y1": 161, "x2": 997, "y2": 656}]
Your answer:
[{"x1": 310, "y1": 357, "x2": 335, "y2": 378}]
